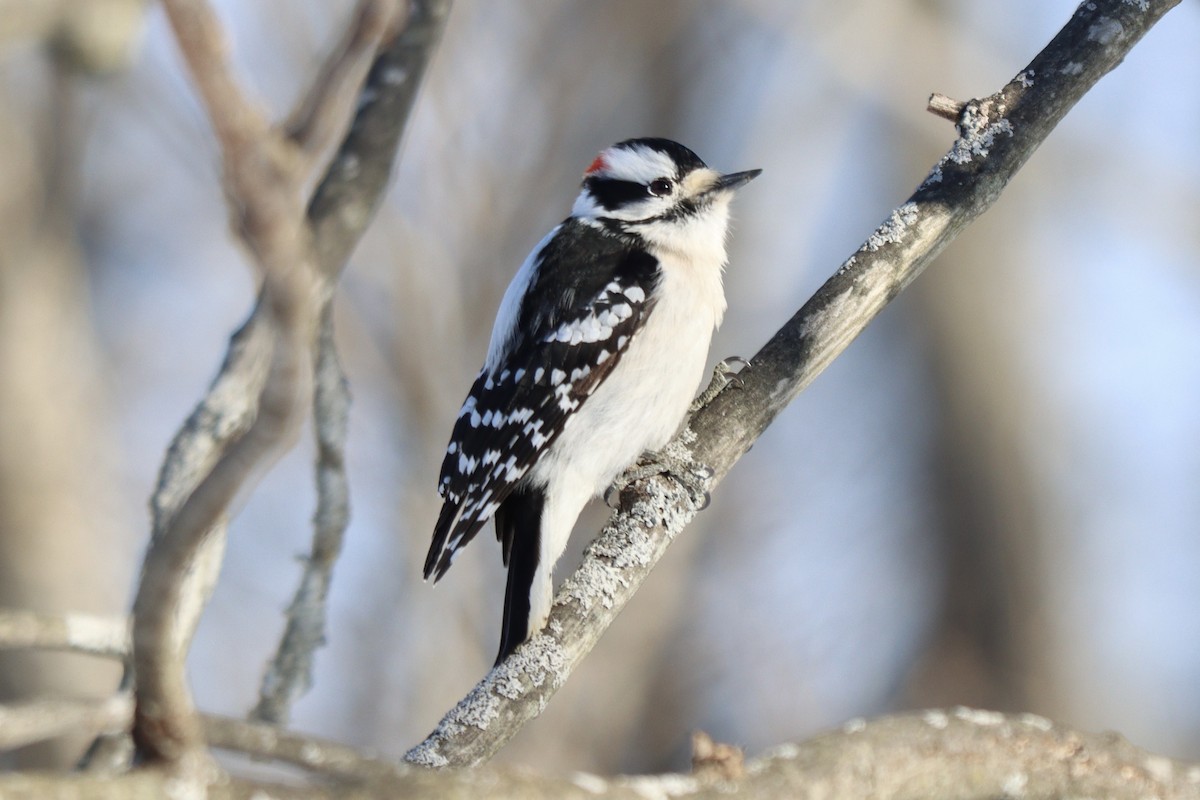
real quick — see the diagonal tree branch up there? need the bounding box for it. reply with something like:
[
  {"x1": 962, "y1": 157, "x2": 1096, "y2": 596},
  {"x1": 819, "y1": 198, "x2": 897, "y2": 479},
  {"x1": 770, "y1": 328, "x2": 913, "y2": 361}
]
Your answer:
[{"x1": 404, "y1": 0, "x2": 1181, "y2": 768}]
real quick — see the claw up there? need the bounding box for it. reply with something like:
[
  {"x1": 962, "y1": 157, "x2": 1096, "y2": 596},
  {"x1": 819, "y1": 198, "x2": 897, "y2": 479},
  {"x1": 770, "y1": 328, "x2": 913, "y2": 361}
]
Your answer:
[
  {"x1": 690, "y1": 357, "x2": 751, "y2": 412},
  {"x1": 603, "y1": 484, "x2": 621, "y2": 509},
  {"x1": 723, "y1": 356, "x2": 751, "y2": 370}
]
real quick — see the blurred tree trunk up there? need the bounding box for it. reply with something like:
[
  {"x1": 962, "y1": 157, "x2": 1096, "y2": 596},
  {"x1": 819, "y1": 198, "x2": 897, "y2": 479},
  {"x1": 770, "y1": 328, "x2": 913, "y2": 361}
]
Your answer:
[
  {"x1": 897, "y1": 1, "x2": 1041, "y2": 712},
  {"x1": 0, "y1": 59, "x2": 134, "y2": 767},
  {"x1": 905, "y1": 220, "x2": 1048, "y2": 711}
]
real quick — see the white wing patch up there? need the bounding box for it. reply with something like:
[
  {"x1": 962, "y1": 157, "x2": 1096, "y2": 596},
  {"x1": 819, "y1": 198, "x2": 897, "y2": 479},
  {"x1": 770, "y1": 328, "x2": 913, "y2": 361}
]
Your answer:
[{"x1": 544, "y1": 283, "x2": 640, "y2": 345}]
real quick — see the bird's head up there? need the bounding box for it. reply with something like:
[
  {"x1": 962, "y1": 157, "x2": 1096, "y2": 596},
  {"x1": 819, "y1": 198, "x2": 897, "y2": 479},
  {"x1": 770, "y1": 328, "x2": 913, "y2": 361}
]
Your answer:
[{"x1": 571, "y1": 138, "x2": 761, "y2": 237}]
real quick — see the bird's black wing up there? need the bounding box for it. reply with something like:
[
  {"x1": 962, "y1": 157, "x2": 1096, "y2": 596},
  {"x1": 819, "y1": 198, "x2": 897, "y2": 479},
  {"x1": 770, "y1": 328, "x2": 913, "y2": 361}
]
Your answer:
[{"x1": 425, "y1": 222, "x2": 659, "y2": 580}]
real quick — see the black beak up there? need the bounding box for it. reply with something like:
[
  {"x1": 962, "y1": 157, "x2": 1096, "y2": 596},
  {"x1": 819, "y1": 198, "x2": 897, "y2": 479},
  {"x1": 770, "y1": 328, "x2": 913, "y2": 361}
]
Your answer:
[{"x1": 711, "y1": 169, "x2": 762, "y2": 192}]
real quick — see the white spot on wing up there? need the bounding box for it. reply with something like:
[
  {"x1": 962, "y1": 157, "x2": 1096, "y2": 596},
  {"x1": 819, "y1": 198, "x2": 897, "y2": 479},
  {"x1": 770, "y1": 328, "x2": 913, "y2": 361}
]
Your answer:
[
  {"x1": 554, "y1": 383, "x2": 579, "y2": 412},
  {"x1": 523, "y1": 419, "x2": 546, "y2": 448},
  {"x1": 550, "y1": 310, "x2": 616, "y2": 345},
  {"x1": 503, "y1": 455, "x2": 520, "y2": 480}
]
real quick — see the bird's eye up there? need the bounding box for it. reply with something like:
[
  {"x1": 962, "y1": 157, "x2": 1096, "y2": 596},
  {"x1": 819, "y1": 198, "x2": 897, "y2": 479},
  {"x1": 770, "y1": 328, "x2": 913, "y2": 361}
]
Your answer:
[{"x1": 648, "y1": 178, "x2": 674, "y2": 197}]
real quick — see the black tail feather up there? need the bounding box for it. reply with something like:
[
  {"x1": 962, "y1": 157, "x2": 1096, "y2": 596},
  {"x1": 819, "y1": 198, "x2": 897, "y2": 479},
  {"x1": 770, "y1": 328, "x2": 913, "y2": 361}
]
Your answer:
[
  {"x1": 494, "y1": 485, "x2": 545, "y2": 665},
  {"x1": 424, "y1": 499, "x2": 464, "y2": 580}
]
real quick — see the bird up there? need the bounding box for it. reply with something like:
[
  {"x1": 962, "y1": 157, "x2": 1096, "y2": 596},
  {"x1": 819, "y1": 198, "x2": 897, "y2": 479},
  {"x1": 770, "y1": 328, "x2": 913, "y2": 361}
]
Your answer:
[{"x1": 425, "y1": 137, "x2": 760, "y2": 665}]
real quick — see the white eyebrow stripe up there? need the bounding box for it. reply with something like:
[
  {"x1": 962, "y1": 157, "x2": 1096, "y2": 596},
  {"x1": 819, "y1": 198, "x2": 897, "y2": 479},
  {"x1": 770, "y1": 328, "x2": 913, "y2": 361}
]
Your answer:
[{"x1": 597, "y1": 145, "x2": 677, "y2": 184}]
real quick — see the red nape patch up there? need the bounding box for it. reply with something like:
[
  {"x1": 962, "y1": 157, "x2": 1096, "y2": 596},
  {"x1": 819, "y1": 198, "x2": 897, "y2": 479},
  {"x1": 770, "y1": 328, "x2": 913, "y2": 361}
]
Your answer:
[{"x1": 584, "y1": 154, "x2": 608, "y2": 176}]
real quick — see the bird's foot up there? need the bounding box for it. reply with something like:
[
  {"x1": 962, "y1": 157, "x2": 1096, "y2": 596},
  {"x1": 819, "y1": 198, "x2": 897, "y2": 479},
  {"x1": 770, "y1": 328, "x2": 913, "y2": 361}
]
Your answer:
[
  {"x1": 604, "y1": 448, "x2": 715, "y2": 510},
  {"x1": 689, "y1": 356, "x2": 750, "y2": 413}
]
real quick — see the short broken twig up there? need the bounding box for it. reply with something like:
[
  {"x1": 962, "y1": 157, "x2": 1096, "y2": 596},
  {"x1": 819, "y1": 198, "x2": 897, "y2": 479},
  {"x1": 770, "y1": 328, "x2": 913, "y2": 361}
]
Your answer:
[{"x1": 927, "y1": 91, "x2": 966, "y2": 121}]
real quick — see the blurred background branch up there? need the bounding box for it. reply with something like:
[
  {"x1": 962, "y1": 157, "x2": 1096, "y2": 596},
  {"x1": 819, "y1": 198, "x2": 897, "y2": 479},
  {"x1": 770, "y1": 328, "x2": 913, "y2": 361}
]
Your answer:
[
  {"x1": 129, "y1": 0, "x2": 451, "y2": 766},
  {"x1": 0, "y1": 0, "x2": 147, "y2": 75},
  {"x1": 127, "y1": 0, "x2": 451, "y2": 767},
  {"x1": 0, "y1": 609, "x2": 128, "y2": 659},
  {"x1": 253, "y1": 0, "x2": 452, "y2": 728},
  {"x1": 251, "y1": 304, "x2": 353, "y2": 725},
  {"x1": 6, "y1": 710, "x2": 1200, "y2": 798},
  {"x1": 0, "y1": 694, "x2": 132, "y2": 752},
  {"x1": 130, "y1": 0, "x2": 329, "y2": 764}
]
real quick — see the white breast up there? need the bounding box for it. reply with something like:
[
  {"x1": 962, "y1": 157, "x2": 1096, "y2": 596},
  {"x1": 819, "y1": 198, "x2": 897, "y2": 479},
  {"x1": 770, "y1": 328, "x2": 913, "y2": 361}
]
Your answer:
[{"x1": 529, "y1": 226, "x2": 729, "y2": 494}]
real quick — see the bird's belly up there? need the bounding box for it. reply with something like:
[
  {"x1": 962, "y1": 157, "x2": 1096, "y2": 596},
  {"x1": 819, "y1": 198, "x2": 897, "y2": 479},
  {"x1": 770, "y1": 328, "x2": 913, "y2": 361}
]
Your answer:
[{"x1": 529, "y1": 290, "x2": 717, "y2": 493}]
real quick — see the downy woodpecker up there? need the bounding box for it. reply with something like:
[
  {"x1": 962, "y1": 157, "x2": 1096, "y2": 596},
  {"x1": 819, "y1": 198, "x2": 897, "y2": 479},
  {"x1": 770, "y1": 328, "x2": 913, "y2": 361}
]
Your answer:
[{"x1": 426, "y1": 137, "x2": 760, "y2": 665}]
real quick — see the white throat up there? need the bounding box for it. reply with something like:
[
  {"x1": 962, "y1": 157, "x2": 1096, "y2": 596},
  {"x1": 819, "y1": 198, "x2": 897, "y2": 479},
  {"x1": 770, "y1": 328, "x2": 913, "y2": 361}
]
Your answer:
[{"x1": 629, "y1": 195, "x2": 733, "y2": 267}]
